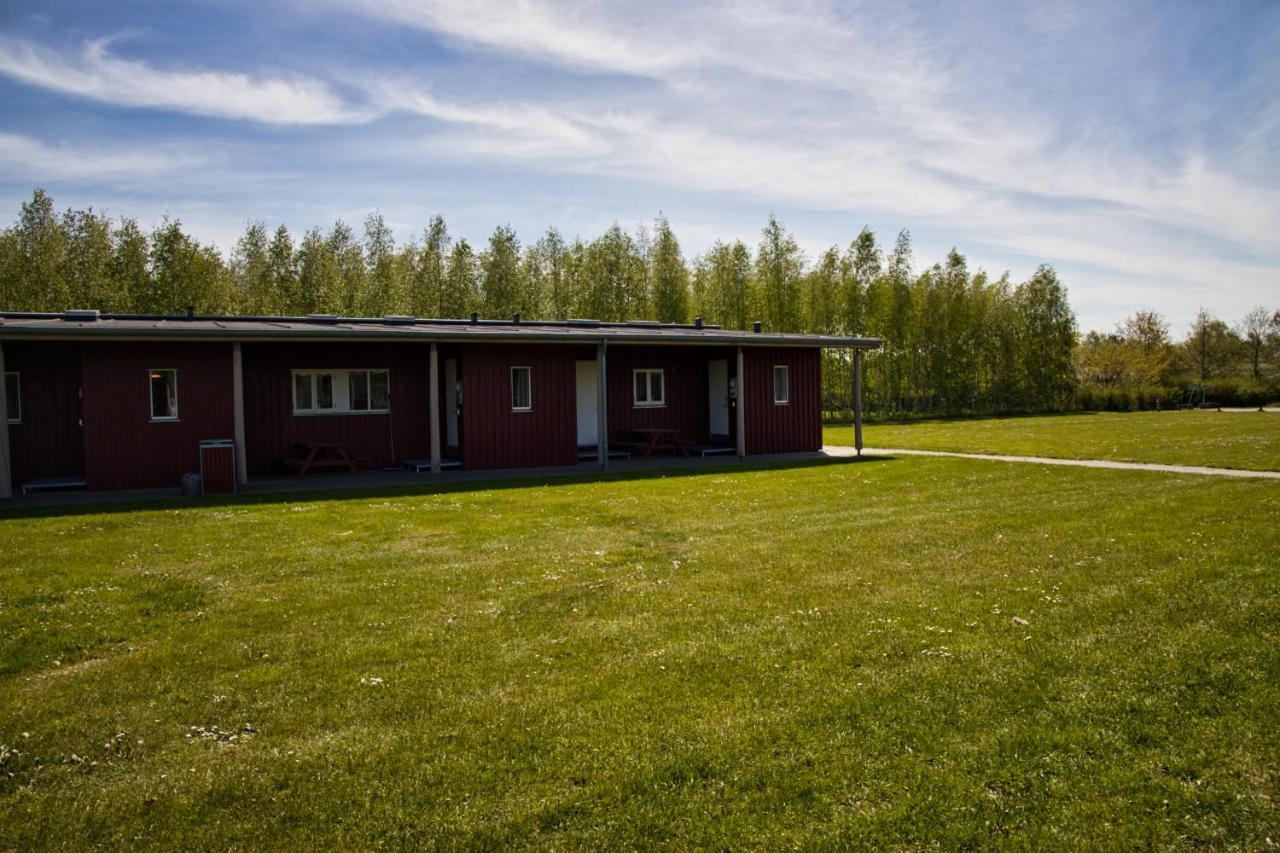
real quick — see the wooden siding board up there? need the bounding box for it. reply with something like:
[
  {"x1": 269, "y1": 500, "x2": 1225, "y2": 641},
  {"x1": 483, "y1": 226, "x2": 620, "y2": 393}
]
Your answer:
[
  {"x1": 4, "y1": 341, "x2": 84, "y2": 485},
  {"x1": 5, "y1": 339, "x2": 826, "y2": 491},
  {"x1": 606, "y1": 346, "x2": 734, "y2": 445},
  {"x1": 241, "y1": 343, "x2": 431, "y2": 475},
  {"x1": 744, "y1": 347, "x2": 822, "y2": 455},
  {"x1": 460, "y1": 344, "x2": 578, "y2": 469},
  {"x1": 80, "y1": 342, "x2": 235, "y2": 490}
]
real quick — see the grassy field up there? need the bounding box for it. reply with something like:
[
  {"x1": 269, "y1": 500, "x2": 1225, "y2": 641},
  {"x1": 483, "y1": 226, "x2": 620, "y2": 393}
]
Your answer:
[
  {"x1": 2, "y1": 458, "x2": 1278, "y2": 848},
  {"x1": 824, "y1": 410, "x2": 1280, "y2": 470},
  {"x1": 0, "y1": 458, "x2": 1274, "y2": 845}
]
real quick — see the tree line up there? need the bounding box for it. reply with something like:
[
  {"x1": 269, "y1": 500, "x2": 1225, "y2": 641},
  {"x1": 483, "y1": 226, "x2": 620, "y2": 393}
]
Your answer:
[
  {"x1": 3, "y1": 189, "x2": 1273, "y2": 416},
  {"x1": 1075, "y1": 307, "x2": 1280, "y2": 409}
]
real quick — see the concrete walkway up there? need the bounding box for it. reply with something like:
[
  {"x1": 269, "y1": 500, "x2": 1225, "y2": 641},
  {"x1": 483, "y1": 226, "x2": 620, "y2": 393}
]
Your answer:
[{"x1": 826, "y1": 445, "x2": 1280, "y2": 480}]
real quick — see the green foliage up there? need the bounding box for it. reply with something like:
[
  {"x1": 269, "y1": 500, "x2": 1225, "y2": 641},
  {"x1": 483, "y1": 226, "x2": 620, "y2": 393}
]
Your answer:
[
  {"x1": 692, "y1": 240, "x2": 753, "y2": 330},
  {"x1": 231, "y1": 221, "x2": 270, "y2": 314},
  {"x1": 1013, "y1": 265, "x2": 1076, "y2": 411},
  {"x1": 297, "y1": 227, "x2": 337, "y2": 313},
  {"x1": 363, "y1": 213, "x2": 404, "y2": 317},
  {"x1": 147, "y1": 219, "x2": 231, "y2": 314},
  {"x1": 754, "y1": 215, "x2": 804, "y2": 333},
  {"x1": 442, "y1": 237, "x2": 479, "y2": 317},
  {"x1": 410, "y1": 216, "x2": 449, "y2": 318},
  {"x1": 525, "y1": 227, "x2": 571, "y2": 320},
  {"x1": 266, "y1": 225, "x2": 299, "y2": 315},
  {"x1": 480, "y1": 225, "x2": 523, "y2": 318},
  {"x1": 580, "y1": 224, "x2": 646, "y2": 321},
  {"x1": 6, "y1": 188, "x2": 1273, "y2": 418},
  {"x1": 649, "y1": 215, "x2": 689, "y2": 323}
]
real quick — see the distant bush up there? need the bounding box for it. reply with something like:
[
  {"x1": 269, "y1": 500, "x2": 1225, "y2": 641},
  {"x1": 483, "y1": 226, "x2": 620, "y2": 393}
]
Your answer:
[
  {"x1": 1074, "y1": 380, "x2": 1279, "y2": 411},
  {"x1": 1075, "y1": 385, "x2": 1181, "y2": 412},
  {"x1": 1199, "y1": 378, "x2": 1280, "y2": 407}
]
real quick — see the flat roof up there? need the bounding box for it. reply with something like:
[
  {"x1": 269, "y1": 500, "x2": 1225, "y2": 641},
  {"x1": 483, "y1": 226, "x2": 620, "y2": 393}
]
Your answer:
[{"x1": 0, "y1": 312, "x2": 882, "y2": 348}]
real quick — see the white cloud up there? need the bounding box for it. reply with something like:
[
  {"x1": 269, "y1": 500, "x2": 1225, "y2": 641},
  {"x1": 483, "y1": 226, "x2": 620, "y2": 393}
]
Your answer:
[
  {"x1": 370, "y1": 84, "x2": 607, "y2": 157},
  {"x1": 4, "y1": 2, "x2": 1273, "y2": 331},
  {"x1": 337, "y1": 0, "x2": 1277, "y2": 333},
  {"x1": 0, "y1": 132, "x2": 210, "y2": 181},
  {"x1": 0, "y1": 35, "x2": 370, "y2": 125},
  {"x1": 341, "y1": 0, "x2": 704, "y2": 77}
]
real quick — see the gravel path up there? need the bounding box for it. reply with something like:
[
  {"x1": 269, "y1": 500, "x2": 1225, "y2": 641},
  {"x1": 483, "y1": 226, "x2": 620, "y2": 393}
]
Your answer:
[{"x1": 824, "y1": 446, "x2": 1280, "y2": 480}]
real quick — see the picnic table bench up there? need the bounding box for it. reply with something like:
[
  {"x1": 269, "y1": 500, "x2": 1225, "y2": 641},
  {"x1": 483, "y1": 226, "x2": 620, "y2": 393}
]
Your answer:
[
  {"x1": 611, "y1": 428, "x2": 690, "y2": 460},
  {"x1": 285, "y1": 442, "x2": 359, "y2": 478}
]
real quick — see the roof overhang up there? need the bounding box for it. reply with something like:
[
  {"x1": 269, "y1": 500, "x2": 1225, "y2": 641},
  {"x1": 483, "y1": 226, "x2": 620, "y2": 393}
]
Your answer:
[{"x1": 0, "y1": 313, "x2": 883, "y2": 349}]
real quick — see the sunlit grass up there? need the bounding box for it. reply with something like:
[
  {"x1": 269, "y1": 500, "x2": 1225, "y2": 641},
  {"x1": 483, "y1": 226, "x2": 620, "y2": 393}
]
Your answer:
[
  {"x1": 825, "y1": 410, "x2": 1280, "y2": 470},
  {"x1": 1, "y1": 458, "x2": 1277, "y2": 848}
]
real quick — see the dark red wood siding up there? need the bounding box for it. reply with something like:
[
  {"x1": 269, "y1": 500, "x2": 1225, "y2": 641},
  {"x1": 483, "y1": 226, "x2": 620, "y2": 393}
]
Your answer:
[
  {"x1": 242, "y1": 343, "x2": 431, "y2": 475},
  {"x1": 460, "y1": 343, "x2": 577, "y2": 469},
  {"x1": 80, "y1": 342, "x2": 235, "y2": 490},
  {"x1": 606, "y1": 345, "x2": 733, "y2": 445},
  {"x1": 744, "y1": 347, "x2": 822, "y2": 454},
  {"x1": 200, "y1": 444, "x2": 236, "y2": 495},
  {"x1": 4, "y1": 341, "x2": 85, "y2": 485}
]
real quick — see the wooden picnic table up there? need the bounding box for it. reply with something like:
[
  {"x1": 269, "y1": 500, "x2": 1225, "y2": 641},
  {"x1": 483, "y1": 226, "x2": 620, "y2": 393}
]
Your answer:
[
  {"x1": 613, "y1": 428, "x2": 690, "y2": 460},
  {"x1": 287, "y1": 442, "x2": 359, "y2": 478}
]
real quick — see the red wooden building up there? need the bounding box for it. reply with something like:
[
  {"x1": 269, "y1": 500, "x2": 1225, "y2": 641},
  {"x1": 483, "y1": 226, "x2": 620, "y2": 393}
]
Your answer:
[{"x1": 0, "y1": 311, "x2": 880, "y2": 497}]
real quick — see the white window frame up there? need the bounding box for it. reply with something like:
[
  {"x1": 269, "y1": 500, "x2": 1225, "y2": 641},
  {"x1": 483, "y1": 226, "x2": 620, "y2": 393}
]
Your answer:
[
  {"x1": 510, "y1": 366, "x2": 532, "y2": 412},
  {"x1": 5, "y1": 371, "x2": 19, "y2": 424},
  {"x1": 773, "y1": 364, "x2": 790, "y2": 405},
  {"x1": 148, "y1": 368, "x2": 179, "y2": 422},
  {"x1": 291, "y1": 369, "x2": 390, "y2": 415},
  {"x1": 633, "y1": 368, "x2": 666, "y2": 408}
]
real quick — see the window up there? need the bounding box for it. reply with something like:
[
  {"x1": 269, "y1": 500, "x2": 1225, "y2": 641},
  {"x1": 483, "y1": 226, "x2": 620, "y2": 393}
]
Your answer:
[
  {"x1": 292, "y1": 369, "x2": 389, "y2": 414},
  {"x1": 5, "y1": 372, "x2": 19, "y2": 423},
  {"x1": 511, "y1": 366, "x2": 532, "y2": 411},
  {"x1": 633, "y1": 368, "x2": 665, "y2": 407},
  {"x1": 149, "y1": 369, "x2": 178, "y2": 420},
  {"x1": 773, "y1": 365, "x2": 790, "y2": 404},
  {"x1": 348, "y1": 370, "x2": 390, "y2": 412}
]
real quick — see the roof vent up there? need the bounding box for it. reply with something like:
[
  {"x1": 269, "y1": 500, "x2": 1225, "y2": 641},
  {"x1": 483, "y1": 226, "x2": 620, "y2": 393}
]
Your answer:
[
  {"x1": 512, "y1": 313, "x2": 521, "y2": 325},
  {"x1": 307, "y1": 313, "x2": 339, "y2": 323},
  {"x1": 470, "y1": 312, "x2": 479, "y2": 325},
  {"x1": 694, "y1": 316, "x2": 703, "y2": 329},
  {"x1": 753, "y1": 321, "x2": 762, "y2": 334},
  {"x1": 63, "y1": 309, "x2": 100, "y2": 322}
]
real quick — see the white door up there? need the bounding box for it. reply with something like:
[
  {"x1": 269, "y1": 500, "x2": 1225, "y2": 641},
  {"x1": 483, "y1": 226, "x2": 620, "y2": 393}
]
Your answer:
[
  {"x1": 708, "y1": 359, "x2": 730, "y2": 436},
  {"x1": 445, "y1": 358, "x2": 459, "y2": 447},
  {"x1": 576, "y1": 360, "x2": 598, "y2": 446}
]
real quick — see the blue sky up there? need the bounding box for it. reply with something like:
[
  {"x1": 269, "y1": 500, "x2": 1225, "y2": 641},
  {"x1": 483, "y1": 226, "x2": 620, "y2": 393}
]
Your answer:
[{"x1": 0, "y1": 0, "x2": 1276, "y2": 332}]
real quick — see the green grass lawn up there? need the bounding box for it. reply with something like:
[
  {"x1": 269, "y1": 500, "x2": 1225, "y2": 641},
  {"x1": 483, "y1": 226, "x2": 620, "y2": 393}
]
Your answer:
[
  {"x1": 824, "y1": 410, "x2": 1280, "y2": 471},
  {"x1": 2, "y1": 459, "x2": 1278, "y2": 848}
]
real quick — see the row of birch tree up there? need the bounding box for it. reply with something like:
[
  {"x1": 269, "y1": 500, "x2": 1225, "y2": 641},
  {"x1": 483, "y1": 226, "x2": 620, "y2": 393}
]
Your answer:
[{"x1": 0, "y1": 188, "x2": 1122, "y2": 416}]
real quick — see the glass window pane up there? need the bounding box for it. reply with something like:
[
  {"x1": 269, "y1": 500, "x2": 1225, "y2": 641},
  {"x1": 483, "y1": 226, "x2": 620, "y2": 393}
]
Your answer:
[
  {"x1": 652, "y1": 370, "x2": 664, "y2": 403},
  {"x1": 294, "y1": 373, "x2": 312, "y2": 410},
  {"x1": 349, "y1": 370, "x2": 369, "y2": 410},
  {"x1": 5, "y1": 372, "x2": 18, "y2": 422},
  {"x1": 634, "y1": 371, "x2": 646, "y2": 403},
  {"x1": 316, "y1": 373, "x2": 334, "y2": 409},
  {"x1": 512, "y1": 367, "x2": 531, "y2": 409},
  {"x1": 774, "y1": 366, "x2": 788, "y2": 402},
  {"x1": 149, "y1": 370, "x2": 176, "y2": 419},
  {"x1": 370, "y1": 371, "x2": 390, "y2": 410}
]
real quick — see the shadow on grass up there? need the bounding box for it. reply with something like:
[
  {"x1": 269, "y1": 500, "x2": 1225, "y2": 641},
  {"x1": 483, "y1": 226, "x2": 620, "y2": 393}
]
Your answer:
[{"x1": 0, "y1": 454, "x2": 896, "y2": 521}]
